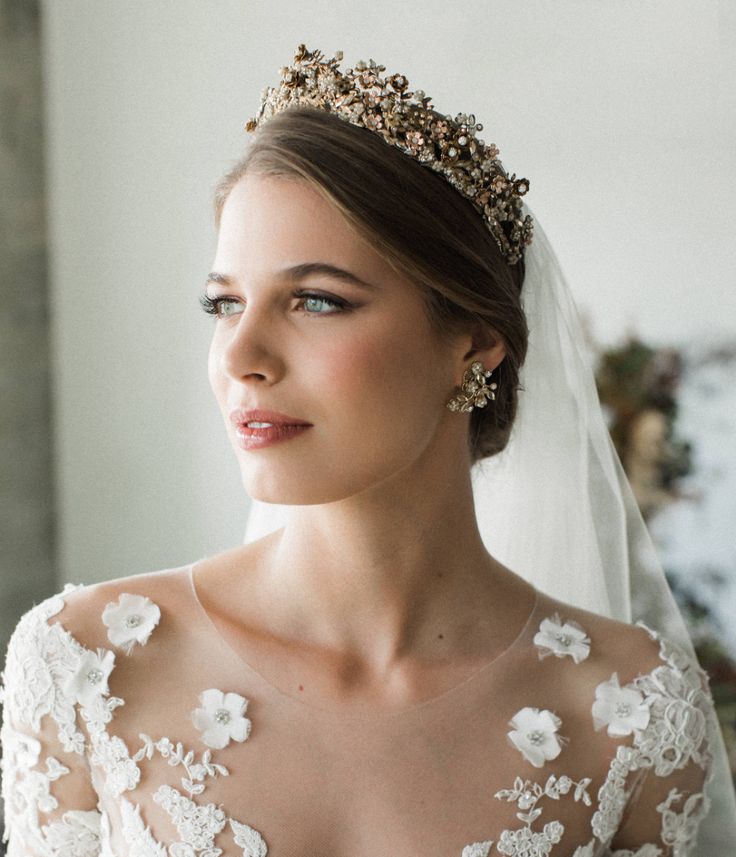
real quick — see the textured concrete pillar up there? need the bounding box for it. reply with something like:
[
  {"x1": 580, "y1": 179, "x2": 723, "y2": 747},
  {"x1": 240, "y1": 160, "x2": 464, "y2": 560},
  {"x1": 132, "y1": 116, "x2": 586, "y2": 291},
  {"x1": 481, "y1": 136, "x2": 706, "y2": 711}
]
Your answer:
[{"x1": 0, "y1": 0, "x2": 56, "y2": 669}]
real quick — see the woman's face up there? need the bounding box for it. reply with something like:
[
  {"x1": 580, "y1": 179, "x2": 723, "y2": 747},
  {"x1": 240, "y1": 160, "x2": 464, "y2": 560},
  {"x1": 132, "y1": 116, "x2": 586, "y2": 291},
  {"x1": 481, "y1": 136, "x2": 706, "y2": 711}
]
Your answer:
[{"x1": 207, "y1": 172, "x2": 473, "y2": 505}]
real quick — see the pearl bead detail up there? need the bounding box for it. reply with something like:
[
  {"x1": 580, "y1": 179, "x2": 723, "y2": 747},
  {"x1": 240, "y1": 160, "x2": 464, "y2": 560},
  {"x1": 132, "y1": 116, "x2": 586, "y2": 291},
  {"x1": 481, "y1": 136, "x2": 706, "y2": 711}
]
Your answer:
[
  {"x1": 124, "y1": 614, "x2": 142, "y2": 628},
  {"x1": 614, "y1": 702, "x2": 632, "y2": 718},
  {"x1": 85, "y1": 668, "x2": 103, "y2": 684},
  {"x1": 214, "y1": 709, "x2": 231, "y2": 725},
  {"x1": 527, "y1": 729, "x2": 546, "y2": 746}
]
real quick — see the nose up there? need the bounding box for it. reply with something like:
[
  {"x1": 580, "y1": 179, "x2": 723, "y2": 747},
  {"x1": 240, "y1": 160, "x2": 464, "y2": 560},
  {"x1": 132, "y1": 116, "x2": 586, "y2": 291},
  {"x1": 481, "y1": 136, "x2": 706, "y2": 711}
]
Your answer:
[{"x1": 214, "y1": 303, "x2": 285, "y2": 385}]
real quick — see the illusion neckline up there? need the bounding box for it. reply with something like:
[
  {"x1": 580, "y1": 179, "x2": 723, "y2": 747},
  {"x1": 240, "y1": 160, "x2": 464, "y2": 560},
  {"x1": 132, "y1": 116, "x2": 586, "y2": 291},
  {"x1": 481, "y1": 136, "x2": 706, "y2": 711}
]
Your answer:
[{"x1": 185, "y1": 559, "x2": 541, "y2": 724}]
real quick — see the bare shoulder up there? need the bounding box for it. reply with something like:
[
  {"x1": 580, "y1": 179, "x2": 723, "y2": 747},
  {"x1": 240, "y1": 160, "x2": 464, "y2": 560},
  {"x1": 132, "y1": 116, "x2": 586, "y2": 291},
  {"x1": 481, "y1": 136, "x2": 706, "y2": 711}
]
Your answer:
[
  {"x1": 191, "y1": 536, "x2": 270, "y2": 580},
  {"x1": 42, "y1": 561, "x2": 195, "y2": 651},
  {"x1": 189, "y1": 532, "x2": 279, "y2": 621},
  {"x1": 536, "y1": 592, "x2": 689, "y2": 685},
  {"x1": 41, "y1": 532, "x2": 280, "y2": 652}
]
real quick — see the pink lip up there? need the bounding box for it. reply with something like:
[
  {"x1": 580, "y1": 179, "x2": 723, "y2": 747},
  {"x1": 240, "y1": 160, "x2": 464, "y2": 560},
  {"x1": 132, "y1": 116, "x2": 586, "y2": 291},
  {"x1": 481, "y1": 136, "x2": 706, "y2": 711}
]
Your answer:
[
  {"x1": 229, "y1": 408, "x2": 312, "y2": 428},
  {"x1": 229, "y1": 408, "x2": 313, "y2": 451}
]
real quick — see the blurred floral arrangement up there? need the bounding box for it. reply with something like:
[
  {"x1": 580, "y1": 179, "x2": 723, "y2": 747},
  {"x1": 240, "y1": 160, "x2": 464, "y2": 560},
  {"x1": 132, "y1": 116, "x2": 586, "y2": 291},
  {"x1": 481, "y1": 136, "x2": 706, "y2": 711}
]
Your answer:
[{"x1": 593, "y1": 334, "x2": 736, "y2": 781}]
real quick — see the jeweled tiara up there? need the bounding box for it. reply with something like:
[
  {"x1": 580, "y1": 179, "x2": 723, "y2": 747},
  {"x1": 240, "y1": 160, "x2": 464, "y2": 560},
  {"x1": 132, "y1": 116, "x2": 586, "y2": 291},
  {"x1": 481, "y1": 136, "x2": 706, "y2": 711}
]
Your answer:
[{"x1": 245, "y1": 44, "x2": 534, "y2": 265}]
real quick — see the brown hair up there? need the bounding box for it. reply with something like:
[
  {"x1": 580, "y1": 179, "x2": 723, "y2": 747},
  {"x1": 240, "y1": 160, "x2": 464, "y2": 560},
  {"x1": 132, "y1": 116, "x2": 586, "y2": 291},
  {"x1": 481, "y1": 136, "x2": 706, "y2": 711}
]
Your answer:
[{"x1": 213, "y1": 107, "x2": 528, "y2": 463}]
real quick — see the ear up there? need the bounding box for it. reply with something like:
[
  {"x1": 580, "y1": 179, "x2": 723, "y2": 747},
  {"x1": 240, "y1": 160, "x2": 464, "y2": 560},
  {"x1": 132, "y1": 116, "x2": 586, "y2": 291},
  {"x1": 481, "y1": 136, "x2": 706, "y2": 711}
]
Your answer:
[{"x1": 462, "y1": 324, "x2": 506, "y2": 372}]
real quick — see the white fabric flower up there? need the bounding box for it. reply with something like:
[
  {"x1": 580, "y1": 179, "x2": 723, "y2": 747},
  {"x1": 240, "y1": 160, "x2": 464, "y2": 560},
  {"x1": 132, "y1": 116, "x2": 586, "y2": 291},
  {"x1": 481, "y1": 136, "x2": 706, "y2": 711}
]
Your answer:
[
  {"x1": 533, "y1": 613, "x2": 591, "y2": 663},
  {"x1": 230, "y1": 818, "x2": 269, "y2": 857},
  {"x1": 191, "y1": 688, "x2": 252, "y2": 749},
  {"x1": 66, "y1": 648, "x2": 115, "y2": 708},
  {"x1": 99, "y1": 809, "x2": 115, "y2": 857},
  {"x1": 169, "y1": 845, "x2": 196, "y2": 857},
  {"x1": 508, "y1": 707, "x2": 563, "y2": 768},
  {"x1": 592, "y1": 672, "x2": 650, "y2": 737},
  {"x1": 102, "y1": 593, "x2": 161, "y2": 654},
  {"x1": 7, "y1": 729, "x2": 42, "y2": 771},
  {"x1": 571, "y1": 840, "x2": 596, "y2": 857},
  {"x1": 41, "y1": 809, "x2": 102, "y2": 857},
  {"x1": 497, "y1": 821, "x2": 563, "y2": 855},
  {"x1": 461, "y1": 842, "x2": 493, "y2": 857},
  {"x1": 609, "y1": 846, "x2": 661, "y2": 857}
]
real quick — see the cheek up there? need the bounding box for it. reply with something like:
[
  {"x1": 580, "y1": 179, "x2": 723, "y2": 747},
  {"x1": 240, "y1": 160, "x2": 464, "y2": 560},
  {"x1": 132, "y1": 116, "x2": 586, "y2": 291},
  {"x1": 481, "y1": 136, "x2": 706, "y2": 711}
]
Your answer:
[
  {"x1": 207, "y1": 339, "x2": 227, "y2": 405},
  {"x1": 308, "y1": 321, "x2": 444, "y2": 425},
  {"x1": 207, "y1": 343, "x2": 219, "y2": 393}
]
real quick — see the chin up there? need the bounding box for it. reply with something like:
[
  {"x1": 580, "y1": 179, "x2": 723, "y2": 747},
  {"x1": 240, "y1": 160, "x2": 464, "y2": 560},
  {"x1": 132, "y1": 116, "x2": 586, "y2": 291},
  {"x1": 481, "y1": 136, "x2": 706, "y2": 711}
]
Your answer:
[
  {"x1": 238, "y1": 453, "x2": 406, "y2": 507},
  {"x1": 239, "y1": 463, "x2": 348, "y2": 506}
]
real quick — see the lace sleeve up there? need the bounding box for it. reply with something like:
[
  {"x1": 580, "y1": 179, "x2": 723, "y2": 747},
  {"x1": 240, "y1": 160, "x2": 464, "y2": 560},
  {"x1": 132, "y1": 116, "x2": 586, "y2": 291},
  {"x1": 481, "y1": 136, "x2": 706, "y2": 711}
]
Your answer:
[
  {"x1": 1, "y1": 586, "x2": 103, "y2": 857},
  {"x1": 607, "y1": 626, "x2": 717, "y2": 856}
]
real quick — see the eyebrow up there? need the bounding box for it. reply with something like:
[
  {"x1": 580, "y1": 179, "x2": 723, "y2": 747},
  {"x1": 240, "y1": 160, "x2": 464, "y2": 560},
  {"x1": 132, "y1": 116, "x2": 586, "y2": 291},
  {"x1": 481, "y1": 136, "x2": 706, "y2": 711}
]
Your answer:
[{"x1": 205, "y1": 262, "x2": 377, "y2": 292}]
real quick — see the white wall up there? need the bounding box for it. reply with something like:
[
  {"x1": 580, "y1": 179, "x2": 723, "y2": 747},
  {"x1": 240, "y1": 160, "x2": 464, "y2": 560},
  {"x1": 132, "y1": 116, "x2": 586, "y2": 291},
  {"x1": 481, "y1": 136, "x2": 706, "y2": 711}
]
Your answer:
[{"x1": 39, "y1": 0, "x2": 736, "y2": 583}]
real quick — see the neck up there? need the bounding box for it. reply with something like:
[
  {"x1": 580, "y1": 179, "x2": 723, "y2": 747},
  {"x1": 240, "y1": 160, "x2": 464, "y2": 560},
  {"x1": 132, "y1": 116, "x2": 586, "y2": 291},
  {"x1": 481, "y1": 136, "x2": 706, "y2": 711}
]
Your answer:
[{"x1": 261, "y1": 445, "x2": 511, "y2": 673}]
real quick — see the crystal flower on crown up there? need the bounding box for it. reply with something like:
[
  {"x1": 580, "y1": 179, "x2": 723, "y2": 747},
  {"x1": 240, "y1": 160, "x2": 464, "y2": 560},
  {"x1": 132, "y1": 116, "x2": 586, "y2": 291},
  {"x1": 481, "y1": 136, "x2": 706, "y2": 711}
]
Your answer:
[{"x1": 245, "y1": 44, "x2": 534, "y2": 265}]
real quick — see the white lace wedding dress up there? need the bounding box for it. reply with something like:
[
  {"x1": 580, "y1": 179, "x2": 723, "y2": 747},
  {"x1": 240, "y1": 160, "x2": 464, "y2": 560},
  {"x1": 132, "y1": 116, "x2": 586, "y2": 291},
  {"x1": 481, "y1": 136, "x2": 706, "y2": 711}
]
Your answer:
[{"x1": 0, "y1": 561, "x2": 718, "y2": 857}]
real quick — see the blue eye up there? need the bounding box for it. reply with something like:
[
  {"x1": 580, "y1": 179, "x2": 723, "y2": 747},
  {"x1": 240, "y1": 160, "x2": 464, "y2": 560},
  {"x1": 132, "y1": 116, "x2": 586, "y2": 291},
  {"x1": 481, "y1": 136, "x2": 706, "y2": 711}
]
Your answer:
[
  {"x1": 304, "y1": 297, "x2": 338, "y2": 314},
  {"x1": 198, "y1": 290, "x2": 351, "y2": 319},
  {"x1": 296, "y1": 292, "x2": 348, "y2": 315},
  {"x1": 199, "y1": 294, "x2": 242, "y2": 317},
  {"x1": 213, "y1": 298, "x2": 241, "y2": 316}
]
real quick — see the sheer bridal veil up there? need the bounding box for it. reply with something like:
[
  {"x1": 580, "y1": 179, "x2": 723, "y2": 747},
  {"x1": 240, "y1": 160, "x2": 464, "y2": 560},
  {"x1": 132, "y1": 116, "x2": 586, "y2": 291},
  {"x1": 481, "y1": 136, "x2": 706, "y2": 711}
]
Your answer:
[{"x1": 241, "y1": 205, "x2": 736, "y2": 850}]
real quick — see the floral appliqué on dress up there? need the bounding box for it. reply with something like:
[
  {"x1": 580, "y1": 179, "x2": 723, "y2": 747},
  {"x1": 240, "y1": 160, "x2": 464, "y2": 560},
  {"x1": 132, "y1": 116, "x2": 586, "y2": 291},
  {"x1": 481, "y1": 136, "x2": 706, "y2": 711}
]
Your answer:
[
  {"x1": 191, "y1": 689, "x2": 252, "y2": 750},
  {"x1": 507, "y1": 707, "x2": 565, "y2": 768},
  {"x1": 533, "y1": 614, "x2": 591, "y2": 664},
  {"x1": 591, "y1": 672, "x2": 650, "y2": 737},
  {"x1": 0, "y1": 587, "x2": 268, "y2": 857},
  {"x1": 461, "y1": 617, "x2": 715, "y2": 857},
  {"x1": 0, "y1": 596, "x2": 718, "y2": 857},
  {"x1": 102, "y1": 593, "x2": 161, "y2": 655}
]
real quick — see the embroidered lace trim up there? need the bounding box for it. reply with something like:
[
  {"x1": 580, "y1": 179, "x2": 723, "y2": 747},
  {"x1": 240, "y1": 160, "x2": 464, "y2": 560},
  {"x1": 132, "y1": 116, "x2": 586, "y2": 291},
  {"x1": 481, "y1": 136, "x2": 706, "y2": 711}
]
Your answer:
[{"x1": 0, "y1": 592, "x2": 716, "y2": 856}]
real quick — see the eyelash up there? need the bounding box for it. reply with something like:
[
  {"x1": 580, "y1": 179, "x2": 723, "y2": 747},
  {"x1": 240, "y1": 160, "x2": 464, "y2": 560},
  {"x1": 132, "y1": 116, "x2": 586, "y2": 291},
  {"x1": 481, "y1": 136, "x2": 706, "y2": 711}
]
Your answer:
[{"x1": 198, "y1": 290, "x2": 350, "y2": 319}]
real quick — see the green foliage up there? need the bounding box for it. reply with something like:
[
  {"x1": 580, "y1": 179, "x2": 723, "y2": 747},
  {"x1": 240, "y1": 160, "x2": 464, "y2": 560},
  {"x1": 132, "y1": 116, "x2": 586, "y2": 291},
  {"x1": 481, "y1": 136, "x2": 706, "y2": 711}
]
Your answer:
[{"x1": 595, "y1": 336, "x2": 689, "y2": 477}]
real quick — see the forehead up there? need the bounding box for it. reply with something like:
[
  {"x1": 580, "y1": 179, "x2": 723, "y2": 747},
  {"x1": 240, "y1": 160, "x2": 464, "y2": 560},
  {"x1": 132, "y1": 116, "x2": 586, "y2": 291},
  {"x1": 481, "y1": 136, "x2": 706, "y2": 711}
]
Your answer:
[{"x1": 215, "y1": 173, "x2": 389, "y2": 279}]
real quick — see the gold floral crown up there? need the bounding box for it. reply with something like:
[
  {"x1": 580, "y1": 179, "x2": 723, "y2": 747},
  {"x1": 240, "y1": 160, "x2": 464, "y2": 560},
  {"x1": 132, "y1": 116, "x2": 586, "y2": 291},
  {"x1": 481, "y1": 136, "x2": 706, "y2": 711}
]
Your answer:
[{"x1": 245, "y1": 44, "x2": 534, "y2": 265}]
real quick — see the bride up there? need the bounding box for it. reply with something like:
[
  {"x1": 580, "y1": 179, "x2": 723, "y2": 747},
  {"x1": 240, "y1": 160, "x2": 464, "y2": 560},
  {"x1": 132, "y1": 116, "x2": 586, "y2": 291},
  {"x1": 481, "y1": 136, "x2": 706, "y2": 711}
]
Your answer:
[{"x1": 2, "y1": 44, "x2": 734, "y2": 857}]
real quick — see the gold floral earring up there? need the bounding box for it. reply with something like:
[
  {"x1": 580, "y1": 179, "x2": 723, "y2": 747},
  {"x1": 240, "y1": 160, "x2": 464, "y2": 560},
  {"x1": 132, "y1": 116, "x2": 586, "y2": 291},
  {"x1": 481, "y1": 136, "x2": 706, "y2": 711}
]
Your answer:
[{"x1": 446, "y1": 362, "x2": 498, "y2": 412}]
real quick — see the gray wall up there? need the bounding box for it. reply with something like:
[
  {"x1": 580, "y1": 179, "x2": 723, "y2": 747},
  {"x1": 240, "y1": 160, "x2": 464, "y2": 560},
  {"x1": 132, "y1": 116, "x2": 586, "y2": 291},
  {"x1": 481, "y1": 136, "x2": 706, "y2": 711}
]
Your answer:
[
  {"x1": 0, "y1": 0, "x2": 55, "y2": 657},
  {"x1": 38, "y1": 1, "x2": 736, "y2": 592},
  {"x1": 6, "y1": 0, "x2": 736, "y2": 592},
  {"x1": 1, "y1": 0, "x2": 53, "y2": 844}
]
